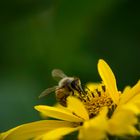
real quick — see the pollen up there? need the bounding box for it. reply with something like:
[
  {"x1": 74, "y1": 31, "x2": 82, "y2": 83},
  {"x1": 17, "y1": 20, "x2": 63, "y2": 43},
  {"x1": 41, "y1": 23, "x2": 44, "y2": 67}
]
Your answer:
[{"x1": 82, "y1": 84, "x2": 116, "y2": 118}]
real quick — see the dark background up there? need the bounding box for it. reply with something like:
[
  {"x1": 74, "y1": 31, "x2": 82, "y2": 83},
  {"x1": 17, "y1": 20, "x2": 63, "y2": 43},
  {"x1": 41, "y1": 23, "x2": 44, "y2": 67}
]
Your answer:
[{"x1": 0, "y1": 0, "x2": 140, "y2": 132}]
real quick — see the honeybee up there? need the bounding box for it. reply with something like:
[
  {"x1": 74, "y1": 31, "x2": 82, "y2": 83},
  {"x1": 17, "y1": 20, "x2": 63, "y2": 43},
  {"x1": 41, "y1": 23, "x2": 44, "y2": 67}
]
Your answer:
[{"x1": 39, "y1": 69, "x2": 84, "y2": 106}]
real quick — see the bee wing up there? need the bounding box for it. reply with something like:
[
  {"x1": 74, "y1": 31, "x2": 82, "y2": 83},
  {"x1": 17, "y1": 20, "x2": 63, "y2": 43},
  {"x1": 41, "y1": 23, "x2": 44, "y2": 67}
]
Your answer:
[
  {"x1": 39, "y1": 86, "x2": 58, "y2": 98},
  {"x1": 52, "y1": 69, "x2": 67, "y2": 81}
]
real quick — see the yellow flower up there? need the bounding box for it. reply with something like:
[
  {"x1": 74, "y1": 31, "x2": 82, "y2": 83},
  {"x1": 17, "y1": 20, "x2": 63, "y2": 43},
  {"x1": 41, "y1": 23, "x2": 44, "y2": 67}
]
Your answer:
[
  {"x1": 1, "y1": 59, "x2": 140, "y2": 140},
  {"x1": 97, "y1": 60, "x2": 140, "y2": 136},
  {"x1": 0, "y1": 96, "x2": 87, "y2": 140}
]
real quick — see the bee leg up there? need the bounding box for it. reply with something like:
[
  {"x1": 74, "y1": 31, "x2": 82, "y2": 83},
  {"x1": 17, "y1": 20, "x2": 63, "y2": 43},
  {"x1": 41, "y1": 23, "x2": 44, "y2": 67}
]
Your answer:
[
  {"x1": 67, "y1": 86, "x2": 74, "y2": 95},
  {"x1": 71, "y1": 90, "x2": 74, "y2": 95}
]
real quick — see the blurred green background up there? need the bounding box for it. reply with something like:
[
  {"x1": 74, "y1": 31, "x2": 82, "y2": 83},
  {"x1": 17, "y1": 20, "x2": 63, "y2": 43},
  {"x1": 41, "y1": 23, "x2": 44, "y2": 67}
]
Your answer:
[{"x1": 0, "y1": 0, "x2": 140, "y2": 132}]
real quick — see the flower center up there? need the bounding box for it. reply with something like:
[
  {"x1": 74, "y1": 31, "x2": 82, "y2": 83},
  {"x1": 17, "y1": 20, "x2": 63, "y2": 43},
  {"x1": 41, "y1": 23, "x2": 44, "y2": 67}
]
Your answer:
[{"x1": 82, "y1": 84, "x2": 116, "y2": 118}]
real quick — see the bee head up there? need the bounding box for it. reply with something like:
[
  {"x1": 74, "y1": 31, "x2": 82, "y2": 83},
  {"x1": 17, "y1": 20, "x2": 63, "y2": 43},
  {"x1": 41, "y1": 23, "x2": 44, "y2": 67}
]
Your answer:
[{"x1": 70, "y1": 78, "x2": 83, "y2": 92}]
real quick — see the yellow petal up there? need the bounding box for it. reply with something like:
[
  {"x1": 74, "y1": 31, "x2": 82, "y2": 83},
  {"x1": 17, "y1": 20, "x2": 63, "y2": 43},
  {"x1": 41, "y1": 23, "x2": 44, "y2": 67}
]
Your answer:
[
  {"x1": 119, "y1": 80, "x2": 140, "y2": 105},
  {"x1": 98, "y1": 59, "x2": 119, "y2": 104},
  {"x1": 54, "y1": 103, "x2": 70, "y2": 111},
  {"x1": 108, "y1": 109, "x2": 139, "y2": 136},
  {"x1": 35, "y1": 105, "x2": 83, "y2": 122},
  {"x1": 67, "y1": 96, "x2": 89, "y2": 120},
  {"x1": 119, "y1": 86, "x2": 131, "y2": 105},
  {"x1": 35, "y1": 127, "x2": 79, "y2": 140},
  {"x1": 86, "y1": 83, "x2": 100, "y2": 91},
  {"x1": 122, "y1": 103, "x2": 140, "y2": 115},
  {"x1": 0, "y1": 120, "x2": 73, "y2": 140},
  {"x1": 0, "y1": 126, "x2": 20, "y2": 140},
  {"x1": 78, "y1": 107, "x2": 108, "y2": 140}
]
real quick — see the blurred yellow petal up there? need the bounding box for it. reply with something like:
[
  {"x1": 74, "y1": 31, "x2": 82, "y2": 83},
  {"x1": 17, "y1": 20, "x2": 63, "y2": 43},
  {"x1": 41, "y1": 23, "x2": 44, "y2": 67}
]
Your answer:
[
  {"x1": 0, "y1": 120, "x2": 73, "y2": 140},
  {"x1": 98, "y1": 59, "x2": 119, "y2": 104},
  {"x1": 119, "y1": 86, "x2": 131, "y2": 105},
  {"x1": 121, "y1": 103, "x2": 140, "y2": 115},
  {"x1": 0, "y1": 126, "x2": 20, "y2": 140},
  {"x1": 35, "y1": 105, "x2": 83, "y2": 122},
  {"x1": 67, "y1": 96, "x2": 89, "y2": 120},
  {"x1": 78, "y1": 107, "x2": 108, "y2": 140},
  {"x1": 108, "y1": 109, "x2": 140, "y2": 136},
  {"x1": 119, "y1": 80, "x2": 140, "y2": 105},
  {"x1": 86, "y1": 83, "x2": 100, "y2": 91},
  {"x1": 35, "y1": 127, "x2": 79, "y2": 140}
]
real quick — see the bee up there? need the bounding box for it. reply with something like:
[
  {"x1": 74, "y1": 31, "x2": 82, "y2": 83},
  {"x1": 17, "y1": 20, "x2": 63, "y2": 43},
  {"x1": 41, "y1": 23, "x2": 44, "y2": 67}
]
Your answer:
[{"x1": 39, "y1": 69, "x2": 84, "y2": 106}]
